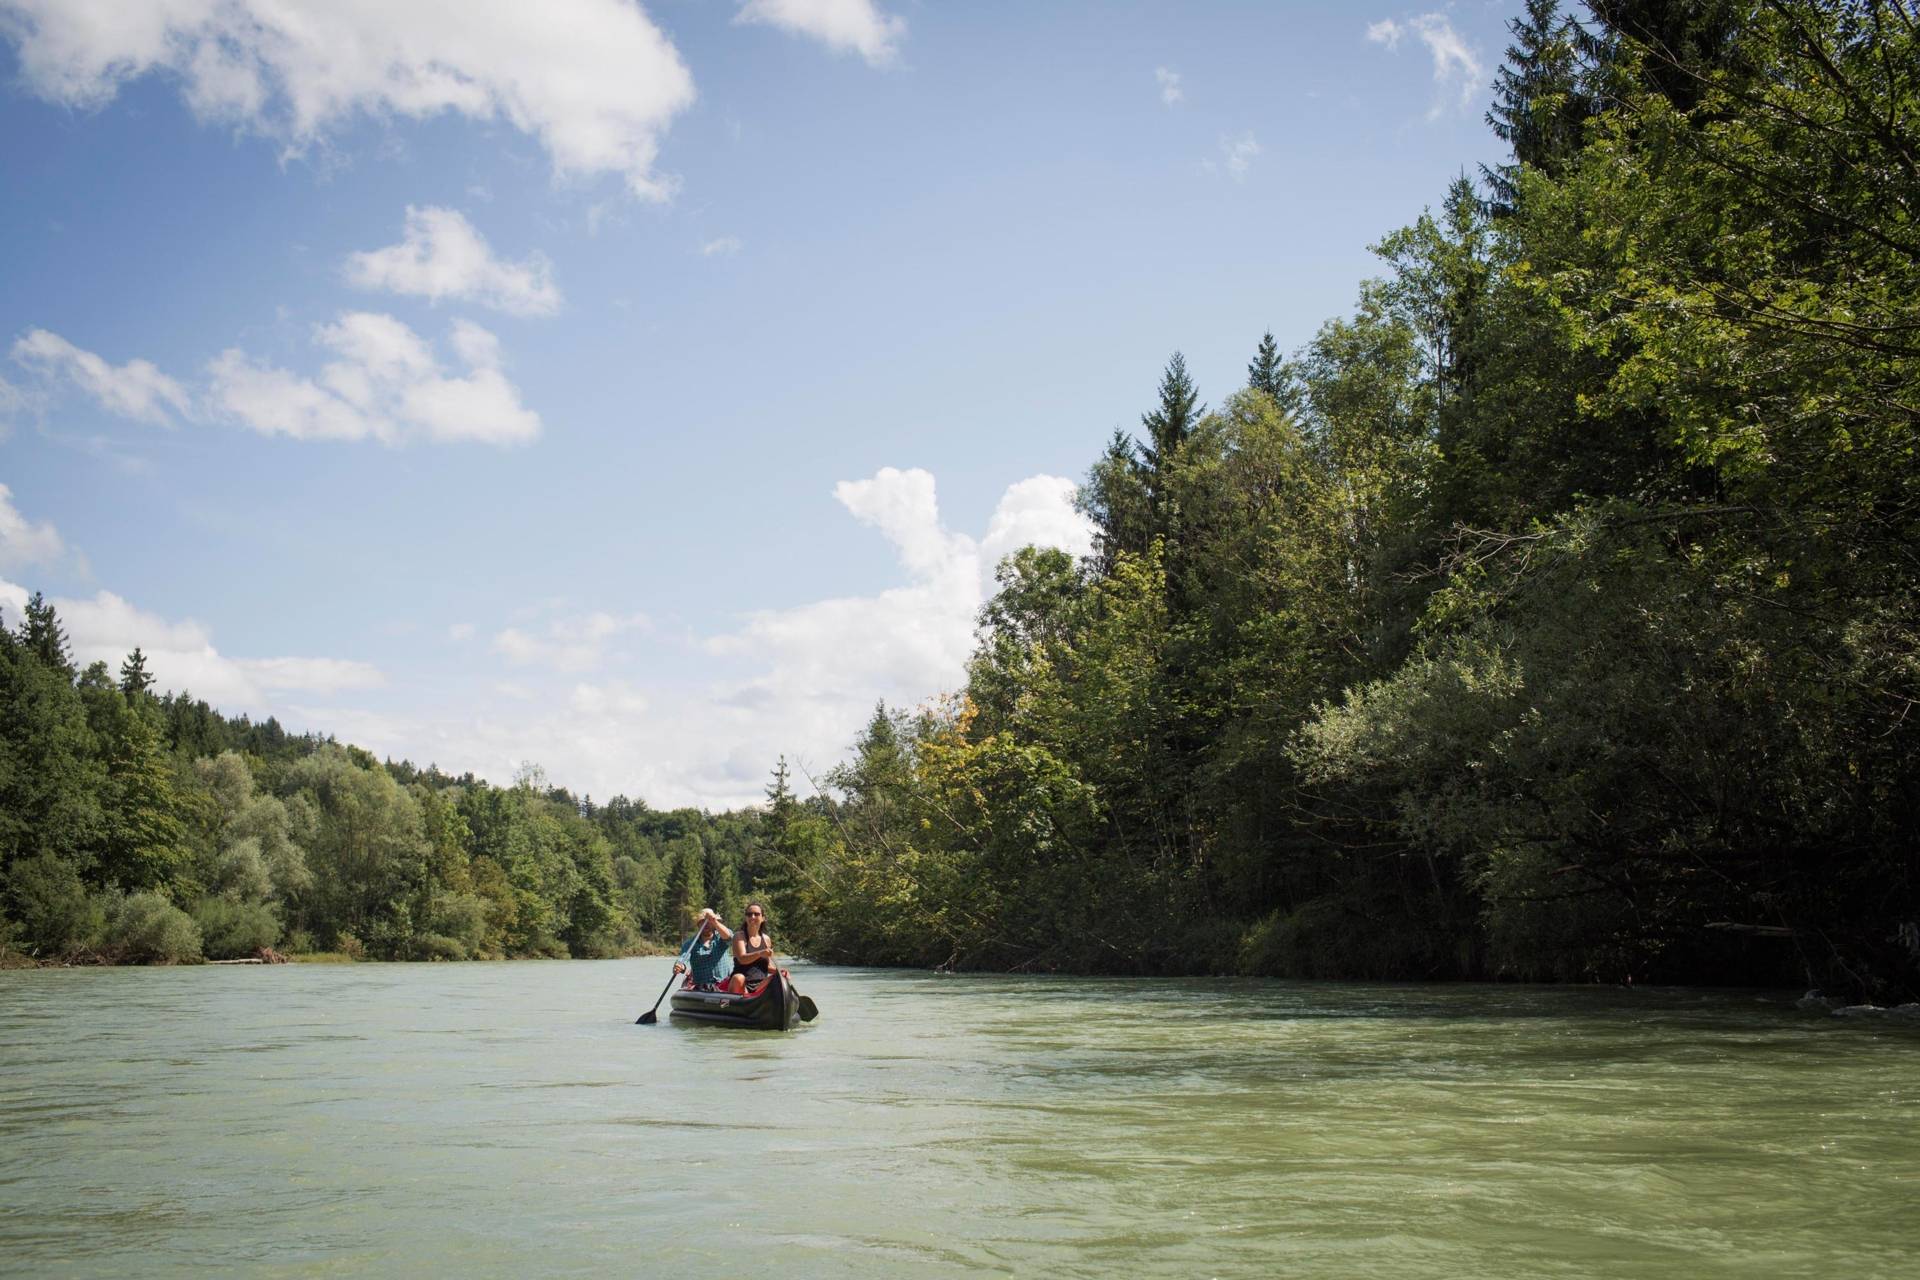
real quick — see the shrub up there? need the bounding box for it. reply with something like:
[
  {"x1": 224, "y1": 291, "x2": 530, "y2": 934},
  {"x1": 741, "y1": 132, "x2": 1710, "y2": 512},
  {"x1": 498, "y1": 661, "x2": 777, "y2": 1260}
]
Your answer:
[
  {"x1": 190, "y1": 898, "x2": 282, "y2": 959},
  {"x1": 3, "y1": 855, "x2": 106, "y2": 957},
  {"x1": 282, "y1": 928, "x2": 316, "y2": 955},
  {"x1": 414, "y1": 933, "x2": 468, "y2": 961},
  {"x1": 105, "y1": 892, "x2": 202, "y2": 964}
]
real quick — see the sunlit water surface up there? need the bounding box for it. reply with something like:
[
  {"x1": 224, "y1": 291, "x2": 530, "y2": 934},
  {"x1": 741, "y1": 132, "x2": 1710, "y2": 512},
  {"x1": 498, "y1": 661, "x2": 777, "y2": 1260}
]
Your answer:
[{"x1": 1, "y1": 963, "x2": 1914, "y2": 1277}]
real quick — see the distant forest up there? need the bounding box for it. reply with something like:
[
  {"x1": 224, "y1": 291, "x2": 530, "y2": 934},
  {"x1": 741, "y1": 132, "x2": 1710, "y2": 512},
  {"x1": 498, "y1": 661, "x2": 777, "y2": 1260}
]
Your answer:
[
  {"x1": 5, "y1": 1, "x2": 1916, "y2": 999},
  {"x1": 0, "y1": 608, "x2": 763, "y2": 965}
]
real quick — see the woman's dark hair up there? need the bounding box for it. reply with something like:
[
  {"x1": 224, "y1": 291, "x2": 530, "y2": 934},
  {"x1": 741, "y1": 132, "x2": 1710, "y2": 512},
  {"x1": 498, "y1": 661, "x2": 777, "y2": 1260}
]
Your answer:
[{"x1": 740, "y1": 902, "x2": 768, "y2": 937}]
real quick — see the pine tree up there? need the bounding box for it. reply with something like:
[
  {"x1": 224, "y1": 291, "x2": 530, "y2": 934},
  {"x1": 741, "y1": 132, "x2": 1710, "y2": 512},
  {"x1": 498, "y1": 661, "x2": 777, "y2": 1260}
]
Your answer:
[
  {"x1": 1139, "y1": 352, "x2": 1204, "y2": 481},
  {"x1": 763, "y1": 757, "x2": 796, "y2": 842},
  {"x1": 119, "y1": 648, "x2": 153, "y2": 697},
  {"x1": 1482, "y1": 0, "x2": 1593, "y2": 214},
  {"x1": 1076, "y1": 429, "x2": 1153, "y2": 575},
  {"x1": 21, "y1": 593, "x2": 72, "y2": 676},
  {"x1": 1247, "y1": 331, "x2": 1285, "y2": 400},
  {"x1": 665, "y1": 836, "x2": 705, "y2": 933},
  {"x1": 99, "y1": 707, "x2": 190, "y2": 892}
]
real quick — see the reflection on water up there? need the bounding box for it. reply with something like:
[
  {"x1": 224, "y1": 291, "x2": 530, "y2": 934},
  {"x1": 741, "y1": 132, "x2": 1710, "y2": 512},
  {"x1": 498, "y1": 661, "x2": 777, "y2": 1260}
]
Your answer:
[{"x1": 2, "y1": 963, "x2": 1915, "y2": 1278}]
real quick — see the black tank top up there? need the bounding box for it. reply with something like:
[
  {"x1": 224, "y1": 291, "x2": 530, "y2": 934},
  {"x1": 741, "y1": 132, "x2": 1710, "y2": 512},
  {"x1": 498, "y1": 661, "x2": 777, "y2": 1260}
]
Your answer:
[{"x1": 738, "y1": 932, "x2": 771, "y2": 978}]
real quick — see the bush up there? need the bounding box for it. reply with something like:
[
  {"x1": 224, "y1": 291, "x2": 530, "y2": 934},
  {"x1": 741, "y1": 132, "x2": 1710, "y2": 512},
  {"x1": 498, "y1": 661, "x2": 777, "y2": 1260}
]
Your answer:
[
  {"x1": 1238, "y1": 897, "x2": 1471, "y2": 980},
  {"x1": 414, "y1": 933, "x2": 468, "y2": 961},
  {"x1": 333, "y1": 931, "x2": 365, "y2": 961},
  {"x1": 105, "y1": 892, "x2": 202, "y2": 964},
  {"x1": 3, "y1": 855, "x2": 106, "y2": 957},
  {"x1": 190, "y1": 898, "x2": 282, "y2": 959}
]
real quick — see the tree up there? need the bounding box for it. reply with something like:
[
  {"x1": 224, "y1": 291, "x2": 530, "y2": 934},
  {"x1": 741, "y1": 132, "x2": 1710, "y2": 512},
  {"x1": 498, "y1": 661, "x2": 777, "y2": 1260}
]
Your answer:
[
  {"x1": 119, "y1": 648, "x2": 154, "y2": 697},
  {"x1": 1076, "y1": 429, "x2": 1153, "y2": 575},
  {"x1": 1247, "y1": 330, "x2": 1285, "y2": 400},
  {"x1": 21, "y1": 593, "x2": 72, "y2": 676},
  {"x1": 1482, "y1": 0, "x2": 1593, "y2": 213},
  {"x1": 99, "y1": 705, "x2": 191, "y2": 892},
  {"x1": 1138, "y1": 352, "x2": 1205, "y2": 498}
]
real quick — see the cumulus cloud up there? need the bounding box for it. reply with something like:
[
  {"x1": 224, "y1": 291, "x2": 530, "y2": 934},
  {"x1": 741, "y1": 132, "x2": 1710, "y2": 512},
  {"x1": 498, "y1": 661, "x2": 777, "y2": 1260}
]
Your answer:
[
  {"x1": 0, "y1": 482, "x2": 65, "y2": 572},
  {"x1": 11, "y1": 328, "x2": 191, "y2": 423},
  {"x1": 208, "y1": 312, "x2": 541, "y2": 446},
  {"x1": 1155, "y1": 67, "x2": 1183, "y2": 106},
  {"x1": 734, "y1": 0, "x2": 905, "y2": 67},
  {"x1": 0, "y1": 577, "x2": 383, "y2": 706},
  {"x1": 706, "y1": 467, "x2": 1094, "y2": 778},
  {"x1": 345, "y1": 206, "x2": 561, "y2": 316},
  {"x1": 0, "y1": 0, "x2": 696, "y2": 199},
  {"x1": 1367, "y1": 13, "x2": 1484, "y2": 118},
  {"x1": 76, "y1": 467, "x2": 1092, "y2": 809},
  {"x1": 492, "y1": 610, "x2": 651, "y2": 673}
]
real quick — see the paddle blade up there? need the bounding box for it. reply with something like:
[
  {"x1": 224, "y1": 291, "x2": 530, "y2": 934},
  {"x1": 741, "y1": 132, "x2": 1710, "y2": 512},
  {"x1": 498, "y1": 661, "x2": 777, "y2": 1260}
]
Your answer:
[
  {"x1": 797, "y1": 994, "x2": 819, "y2": 1022},
  {"x1": 636, "y1": 1010, "x2": 659, "y2": 1025}
]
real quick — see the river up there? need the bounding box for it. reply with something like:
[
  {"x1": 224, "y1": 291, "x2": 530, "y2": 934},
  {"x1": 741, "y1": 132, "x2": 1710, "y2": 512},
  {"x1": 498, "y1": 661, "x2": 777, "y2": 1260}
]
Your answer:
[{"x1": 1, "y1": 961, "x2": 1914, "y2": 1277}]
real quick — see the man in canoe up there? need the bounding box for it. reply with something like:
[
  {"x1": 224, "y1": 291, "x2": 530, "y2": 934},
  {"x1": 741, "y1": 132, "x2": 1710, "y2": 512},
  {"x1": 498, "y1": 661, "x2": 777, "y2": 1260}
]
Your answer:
[{"x1": 672, "y1": 908, "x2": 733, "y2": 990}]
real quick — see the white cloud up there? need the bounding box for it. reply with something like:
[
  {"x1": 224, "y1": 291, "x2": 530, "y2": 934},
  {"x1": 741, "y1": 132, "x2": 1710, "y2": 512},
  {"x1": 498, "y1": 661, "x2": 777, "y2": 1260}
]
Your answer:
[
  {"x1": 238, "y1": 656, "x2": 386, "y2": 694},
  {"x1": 208, "y1": 312, "x2": 541, "y2": 446},
  {"x1": 1366, "y1": 18, "x2": 1404, "y2": 49},
  {"x1": 700, "y1": 235, "x2": 743, "y2": 257},
  {"x1": 0, "y1": 373, "x2": 25, "y2": 420},
  {"x1": 449, "y1": 622, "x2": 476, "y2": 642},
  {"x1": 1367, "y1": 13, "x2": 1484, "y2": 118},
  {"x1": 734, "y1": 0, "x2": 905, "y2": 67},
  {"x1": 703, "y1": 467, "x2": 1093, "y2": 791},
  {"x1": 492, "y1": 610, "x2": 651, "y2": 673},
  {"x1": 0, "y1": 482, "x2": 64, "y2": 572},
  {"x1": 11, "y1": 328, "x2": 191, "y2": 423},
  {"x1": 0, "y1": 0, "x2": 696, "y2": 199},
  {"x1": 1209, "y1": 131, "x2": 1260, "y2": 182},
  {"x1": 0, "y1": 577, "x2": 382, "y2": 706},
  {"x1": 1155, "y1": 67, "x2": 1183, "y2": 106},
  {"x1": 345, "y1": 206, "x2": 561, "y2": 316},
  {"x1": 570, "y1": 679, "x2": 650, "y2": 718}
]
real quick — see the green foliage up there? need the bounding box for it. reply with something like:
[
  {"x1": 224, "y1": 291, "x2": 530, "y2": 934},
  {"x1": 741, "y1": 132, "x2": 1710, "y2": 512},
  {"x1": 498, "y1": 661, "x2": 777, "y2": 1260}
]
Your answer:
[
  {"x1": 0, "y1": 600, "x2": 760, "y2": 967},
  {"x1": 3, "y1": 853, "x2": 105, "y2": 956},
  {"x1": 104, "y1": 891, "x2": 202, "y2": 965},
  {"x1": 782, "y1": 1, "x2": 1918, "y2": 1000},
  {"x1": 190, "y1": 897, "x2": 281, "y2": 959}
]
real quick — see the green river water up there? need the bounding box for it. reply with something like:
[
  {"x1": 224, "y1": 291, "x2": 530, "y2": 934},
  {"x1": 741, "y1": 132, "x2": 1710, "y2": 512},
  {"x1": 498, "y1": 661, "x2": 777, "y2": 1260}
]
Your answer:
[{"x1": 1, "y1": 961, "x2": 1914, "y2": 1278}]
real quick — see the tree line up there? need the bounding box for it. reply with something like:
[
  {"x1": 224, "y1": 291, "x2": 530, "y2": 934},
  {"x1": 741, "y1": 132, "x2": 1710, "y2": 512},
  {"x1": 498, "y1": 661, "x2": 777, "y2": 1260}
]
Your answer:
[
  {"x1": 0, "y1": 598, "x2": 764, "y2": 964},
  {"x1": 757, "y1": 0, "x2": 1920, "y2": 1001}
]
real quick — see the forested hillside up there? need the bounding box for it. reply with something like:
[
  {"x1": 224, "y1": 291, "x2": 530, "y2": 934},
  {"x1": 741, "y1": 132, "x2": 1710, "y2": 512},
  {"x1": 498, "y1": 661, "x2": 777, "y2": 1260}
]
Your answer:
[
  {"x1": 761, "y1": 0, "x2": 1920, "y2": 1000},
  {"x1": 0, "y1": 602, "x2": 764, "y2": 964}
]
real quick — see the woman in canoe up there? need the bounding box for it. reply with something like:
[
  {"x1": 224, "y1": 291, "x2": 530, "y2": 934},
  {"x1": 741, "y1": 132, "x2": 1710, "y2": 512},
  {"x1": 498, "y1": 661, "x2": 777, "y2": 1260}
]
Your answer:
[
  {"x1": 673, "y1": 908, "x2": 733, "y2": 990},
  {"x1": 725, "y1": 902, "x2": 776, "y2": 995}
]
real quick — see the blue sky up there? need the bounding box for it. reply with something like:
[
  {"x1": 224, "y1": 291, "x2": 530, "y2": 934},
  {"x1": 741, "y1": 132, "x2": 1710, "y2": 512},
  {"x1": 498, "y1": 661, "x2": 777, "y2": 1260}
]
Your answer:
[{"x1": 0, "y1": 0, "x2": 1512, "y2": 808}]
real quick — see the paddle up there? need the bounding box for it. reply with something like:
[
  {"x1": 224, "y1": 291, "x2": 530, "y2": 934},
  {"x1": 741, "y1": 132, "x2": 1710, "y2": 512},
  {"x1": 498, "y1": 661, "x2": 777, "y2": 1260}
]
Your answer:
[
  {"x1": 788, "y1": 972, "x2": 819, "y2": 1023},
  {"x1": 635, "y1": 967, "x2": 680, "y2": 1025},
  {"x1": 639, "y1": 930, "x2": 701, "y2": 1025}
]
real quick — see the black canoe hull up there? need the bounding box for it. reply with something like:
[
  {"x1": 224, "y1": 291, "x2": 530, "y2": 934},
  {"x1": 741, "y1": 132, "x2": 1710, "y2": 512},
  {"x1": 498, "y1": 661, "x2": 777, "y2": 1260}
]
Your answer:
[{"x1": 669, "y1": 970, "x2": 798, "y2": 1031}]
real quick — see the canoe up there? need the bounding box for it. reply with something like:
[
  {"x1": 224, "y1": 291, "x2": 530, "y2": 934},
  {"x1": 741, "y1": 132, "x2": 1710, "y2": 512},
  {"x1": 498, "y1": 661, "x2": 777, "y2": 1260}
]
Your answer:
[{"x1": 669, "y1": 969, "x2": 799, "y2": 1031}]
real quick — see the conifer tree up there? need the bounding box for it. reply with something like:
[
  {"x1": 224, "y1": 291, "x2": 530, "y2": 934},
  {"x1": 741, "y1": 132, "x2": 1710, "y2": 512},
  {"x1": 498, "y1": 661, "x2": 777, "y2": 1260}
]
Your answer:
[
  {"x1": 22, "y1": 593, "x2": 72, "y2": 676},
  {"x1": 1139, "y1": 352, "x2": 1204, "y2": 481},
  {"x1": 119, "y1": 648, "x2": 153, "y2": 697},
  {"x1": 99, "y1": 707, "x2": 190, "y2": 892},
  {"x1": 1247, "y1": 331, "x2": 1285, "y2": 400},
  {"x1": 1482, "y1": 0, "x2": 1592, "y2": 214}
]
